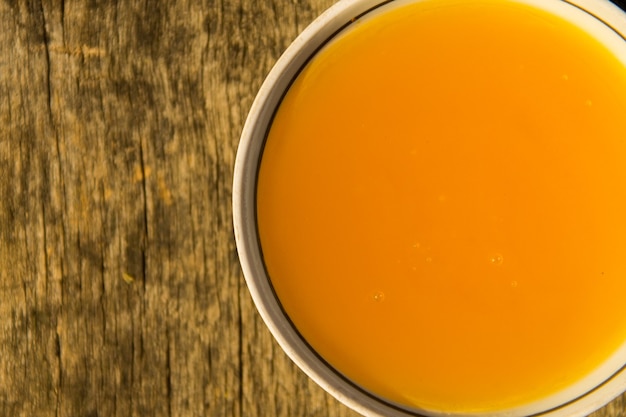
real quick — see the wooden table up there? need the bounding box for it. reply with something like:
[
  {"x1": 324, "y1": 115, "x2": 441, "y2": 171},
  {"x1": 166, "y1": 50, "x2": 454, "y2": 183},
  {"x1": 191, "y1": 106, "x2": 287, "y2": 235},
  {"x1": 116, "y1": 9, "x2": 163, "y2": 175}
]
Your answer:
[{"x1": 0, "y1": 1, "x2": 624, "y2": 416}]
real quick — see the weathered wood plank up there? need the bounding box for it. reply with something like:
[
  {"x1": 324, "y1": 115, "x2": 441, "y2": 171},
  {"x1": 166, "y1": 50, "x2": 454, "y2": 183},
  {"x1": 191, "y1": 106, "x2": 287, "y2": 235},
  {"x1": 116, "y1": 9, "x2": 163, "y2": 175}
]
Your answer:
[{"x1": 0, "y1": 0, "x2": 358, "y2": 416}]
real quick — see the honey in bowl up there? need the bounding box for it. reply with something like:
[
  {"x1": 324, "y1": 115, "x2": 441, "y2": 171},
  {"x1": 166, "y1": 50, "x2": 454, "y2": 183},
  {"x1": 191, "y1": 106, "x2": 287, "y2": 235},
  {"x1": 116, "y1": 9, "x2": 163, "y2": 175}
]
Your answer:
[{"x1": 255, "y1": 0, "x2": 626, "y2": 414}]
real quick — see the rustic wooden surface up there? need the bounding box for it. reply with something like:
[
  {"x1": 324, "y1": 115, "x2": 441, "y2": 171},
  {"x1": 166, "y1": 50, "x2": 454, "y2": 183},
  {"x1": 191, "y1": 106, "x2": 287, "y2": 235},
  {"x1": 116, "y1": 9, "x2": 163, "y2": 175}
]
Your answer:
[{"x1": 0, "y1": 1, "x2": 624, "y2": 416}]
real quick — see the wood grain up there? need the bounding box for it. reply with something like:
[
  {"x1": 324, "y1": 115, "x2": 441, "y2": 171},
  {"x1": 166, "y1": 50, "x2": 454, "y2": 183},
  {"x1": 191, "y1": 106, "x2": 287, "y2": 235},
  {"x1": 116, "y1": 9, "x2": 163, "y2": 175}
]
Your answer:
[{"x1": 0, "y1": 0, "x2": 623, "y2": 416}]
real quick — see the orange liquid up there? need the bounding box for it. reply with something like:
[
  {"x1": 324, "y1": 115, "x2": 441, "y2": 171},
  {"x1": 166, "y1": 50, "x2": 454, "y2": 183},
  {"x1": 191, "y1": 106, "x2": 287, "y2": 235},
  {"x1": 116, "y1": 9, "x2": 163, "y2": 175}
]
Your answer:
[{"x1": 257, "y1": 0, "x2": 626, "y2": 413}]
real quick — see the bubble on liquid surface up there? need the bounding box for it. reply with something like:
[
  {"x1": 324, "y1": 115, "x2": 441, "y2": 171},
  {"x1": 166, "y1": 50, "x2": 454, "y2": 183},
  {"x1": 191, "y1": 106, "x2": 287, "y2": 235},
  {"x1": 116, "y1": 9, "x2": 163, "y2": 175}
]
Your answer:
[
  {"x1": 425, "y1": 256, "x2": 433, "y2": 263},
  {"x1": 511, "y1": 280, "x2": 518, "y2": 288},
  {"x1": 489, "y1": 253, "x2": 504, "y2": 266},
  {"x1": 372, "y1": 291, "x2": 385, "y2": 302}
]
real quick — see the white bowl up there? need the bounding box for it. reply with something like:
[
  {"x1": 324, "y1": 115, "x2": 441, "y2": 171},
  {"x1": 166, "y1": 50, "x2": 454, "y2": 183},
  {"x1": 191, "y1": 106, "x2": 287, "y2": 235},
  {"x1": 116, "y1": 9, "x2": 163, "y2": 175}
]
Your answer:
[{"x1": 233, "y1": 1, "x2": 626, "y2": 416}]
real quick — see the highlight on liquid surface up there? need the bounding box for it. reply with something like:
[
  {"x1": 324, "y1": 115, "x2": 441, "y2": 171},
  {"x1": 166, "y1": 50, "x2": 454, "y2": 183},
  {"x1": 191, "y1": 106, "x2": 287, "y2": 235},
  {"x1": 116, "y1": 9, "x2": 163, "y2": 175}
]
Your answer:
[{"x1": 256, "y1": 0, "x2": 626, "y2": 414}]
